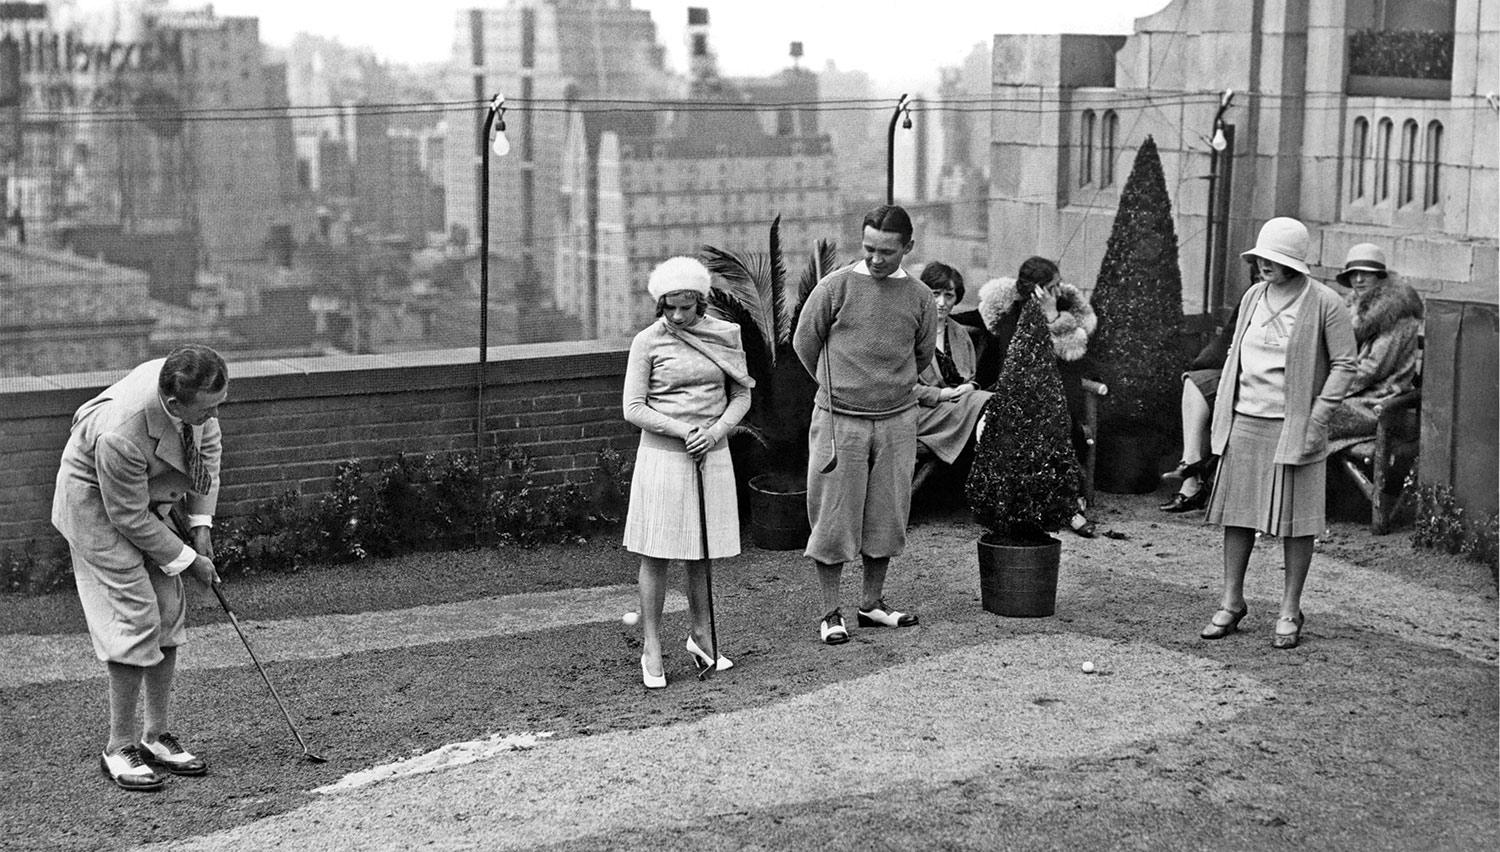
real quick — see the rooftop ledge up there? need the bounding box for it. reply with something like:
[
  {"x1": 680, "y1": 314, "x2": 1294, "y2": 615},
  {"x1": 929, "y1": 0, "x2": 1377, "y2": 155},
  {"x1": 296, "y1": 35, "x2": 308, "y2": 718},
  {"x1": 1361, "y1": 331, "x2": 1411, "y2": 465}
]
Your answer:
[{"x1": 0, "y1": 338, "x2": 635, "y2": 420}]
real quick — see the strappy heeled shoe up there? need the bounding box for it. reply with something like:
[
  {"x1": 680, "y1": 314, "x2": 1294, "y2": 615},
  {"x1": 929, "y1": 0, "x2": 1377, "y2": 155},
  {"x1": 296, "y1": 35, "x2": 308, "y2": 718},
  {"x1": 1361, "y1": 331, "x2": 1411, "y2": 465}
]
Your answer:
[
  {"x1": 685, "y1": 635, "x2": 733, "y2": 672},
  {"x1": 640, "y1": 656, "x2": 666, "y2": 689},
  {"x1": 1200, "y1": 604, "x2": 1248, "y2": 640},
  {"x1": 1272, "y1": 612, "x2": 1305, "y2": 649}
]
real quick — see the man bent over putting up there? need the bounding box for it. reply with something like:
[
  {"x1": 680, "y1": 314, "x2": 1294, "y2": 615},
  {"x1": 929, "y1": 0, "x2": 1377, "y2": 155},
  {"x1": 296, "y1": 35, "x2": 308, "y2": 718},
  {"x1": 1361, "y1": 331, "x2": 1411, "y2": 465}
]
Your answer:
[
  {"x1": 793, "y1": 205, "x2": 936, "y2": 644},
  {"x1": 52, "y1": 345, "x2": 228, "y2": 790}
]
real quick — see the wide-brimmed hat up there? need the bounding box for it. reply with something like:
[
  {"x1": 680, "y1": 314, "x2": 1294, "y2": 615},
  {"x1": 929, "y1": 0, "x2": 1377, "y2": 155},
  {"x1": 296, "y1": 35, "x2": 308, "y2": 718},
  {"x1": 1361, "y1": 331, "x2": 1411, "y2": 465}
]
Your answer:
[
  {"x1": 1240, "y1": 217, "x2": 1311, "y2": 277},
  {"x1": 1336, "y1": 243, "x2": 1390, "y2": 286},
  {"x1": 647, "y1": 256, "x2": 712, "y2": 301}
]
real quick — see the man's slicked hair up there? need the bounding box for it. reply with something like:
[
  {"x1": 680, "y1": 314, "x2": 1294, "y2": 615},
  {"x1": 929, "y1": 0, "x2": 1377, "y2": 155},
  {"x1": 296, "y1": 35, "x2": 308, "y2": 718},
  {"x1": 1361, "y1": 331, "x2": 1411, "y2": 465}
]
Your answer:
[
  {"x1": 159, "y1": 344, "x2": 228, "y2": 401},
  {"x1": 862, "y1": 204, "x2": 914, "y2": 244}
]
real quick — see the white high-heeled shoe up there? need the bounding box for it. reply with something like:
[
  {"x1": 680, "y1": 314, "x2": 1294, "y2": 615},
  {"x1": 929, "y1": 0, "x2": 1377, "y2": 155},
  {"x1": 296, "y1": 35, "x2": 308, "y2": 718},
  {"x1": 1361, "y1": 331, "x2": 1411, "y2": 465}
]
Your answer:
[
  {"x1": 685, "y1": 635, "x2": 733, "y2": 672},
  {"x1": 640, "y1": 656, "x2": 666, "y2": 689}
]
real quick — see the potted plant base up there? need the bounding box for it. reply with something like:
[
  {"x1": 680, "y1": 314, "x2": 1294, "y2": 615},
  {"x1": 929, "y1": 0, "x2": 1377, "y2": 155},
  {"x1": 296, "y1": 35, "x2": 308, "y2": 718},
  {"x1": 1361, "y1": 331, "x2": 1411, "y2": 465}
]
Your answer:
[
  {"x1": 977, "y1": 532, "x2": 1061, "y2": 617},
  {"x1": 747, "y1": 471, "x2": 809, "y2": 551}
]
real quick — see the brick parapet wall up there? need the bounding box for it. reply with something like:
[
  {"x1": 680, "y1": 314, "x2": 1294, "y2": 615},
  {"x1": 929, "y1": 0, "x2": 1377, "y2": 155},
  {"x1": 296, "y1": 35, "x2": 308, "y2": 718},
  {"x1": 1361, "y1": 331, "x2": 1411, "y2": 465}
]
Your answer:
[{"x1": 0, "y1": 340, "x2": 637, "y2": 556}]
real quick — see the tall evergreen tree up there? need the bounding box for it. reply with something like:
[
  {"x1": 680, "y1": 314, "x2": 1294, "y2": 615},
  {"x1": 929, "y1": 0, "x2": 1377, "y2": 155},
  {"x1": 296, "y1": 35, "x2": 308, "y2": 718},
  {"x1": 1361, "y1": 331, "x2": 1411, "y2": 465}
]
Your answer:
[
  {"x1": 966, "y1": 297, "x2": 1080, "y2": 541},
  {"x1": 1090, "y1": 135, "x2": 1184, "y2": 443}
]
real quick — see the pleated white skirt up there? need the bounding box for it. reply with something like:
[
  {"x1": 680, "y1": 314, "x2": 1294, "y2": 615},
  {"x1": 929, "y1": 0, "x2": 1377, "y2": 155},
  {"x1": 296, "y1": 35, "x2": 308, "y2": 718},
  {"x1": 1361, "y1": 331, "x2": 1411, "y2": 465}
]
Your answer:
[{"x1": 623, "y1": 430, "x2": 740, "y2": 559}]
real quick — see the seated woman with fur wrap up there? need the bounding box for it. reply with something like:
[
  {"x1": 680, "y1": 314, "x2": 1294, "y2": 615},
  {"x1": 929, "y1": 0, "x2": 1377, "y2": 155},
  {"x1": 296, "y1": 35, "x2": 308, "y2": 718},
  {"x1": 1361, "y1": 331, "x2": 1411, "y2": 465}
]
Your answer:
[{"x1": 1327, "y1": 244, "x2": 1424, "y2": 449}]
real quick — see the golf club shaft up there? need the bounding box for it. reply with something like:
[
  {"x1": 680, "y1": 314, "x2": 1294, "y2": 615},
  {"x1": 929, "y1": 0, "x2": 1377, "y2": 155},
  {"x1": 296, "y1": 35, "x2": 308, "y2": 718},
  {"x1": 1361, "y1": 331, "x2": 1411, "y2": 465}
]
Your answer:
[
  {"x1": 212, "y1": 584, "x2": 320, "y2": 757},
  {"x1": 814, "y1": 249, "x2": 837, "y2": 472},
  {"x1": 694, "y1": 459, "x2": 717, "y2": 677}
]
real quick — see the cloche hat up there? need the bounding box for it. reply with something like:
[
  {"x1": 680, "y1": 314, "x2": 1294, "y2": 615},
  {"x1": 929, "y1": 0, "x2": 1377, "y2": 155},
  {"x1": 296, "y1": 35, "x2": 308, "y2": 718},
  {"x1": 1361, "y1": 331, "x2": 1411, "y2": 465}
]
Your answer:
[
  {"x1": 647, "y1": 256, "x2": 712, "y2": 301},
  {"x1": 1335, "y1": 243, "x2": 1390, "y2": 286},
  {"x1": 1240, "y1": 217, "x2": 1311, "y2": 278}
]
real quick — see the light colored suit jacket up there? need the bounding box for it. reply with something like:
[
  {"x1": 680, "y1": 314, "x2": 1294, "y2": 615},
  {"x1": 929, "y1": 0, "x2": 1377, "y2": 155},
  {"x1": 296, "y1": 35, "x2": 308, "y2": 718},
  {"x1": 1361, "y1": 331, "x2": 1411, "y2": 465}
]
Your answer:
[{"x1": 52, "y1": 359, "x2": 222, "y2": 570}]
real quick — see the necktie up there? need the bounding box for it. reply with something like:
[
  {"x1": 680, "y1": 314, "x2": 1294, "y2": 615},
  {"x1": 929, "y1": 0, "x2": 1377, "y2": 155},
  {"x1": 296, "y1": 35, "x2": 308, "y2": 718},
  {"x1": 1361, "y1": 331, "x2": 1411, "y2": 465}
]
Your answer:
[{"x1": 182, "y1": 422, "x2": 212, "y2": 495}]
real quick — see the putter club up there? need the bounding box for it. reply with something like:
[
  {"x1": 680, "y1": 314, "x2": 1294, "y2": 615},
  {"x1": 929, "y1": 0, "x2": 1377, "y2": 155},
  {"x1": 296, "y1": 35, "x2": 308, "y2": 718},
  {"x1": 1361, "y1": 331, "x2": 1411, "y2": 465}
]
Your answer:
[
  {"x1": 815, "y1": 250, "x2": 837, "y2": 474},
  {"x1": 211, "y1": 584, "x2": 328, "y2": 763},
  {"x1": 693, "y1": 458, "x2": 719, "y2": 680}
]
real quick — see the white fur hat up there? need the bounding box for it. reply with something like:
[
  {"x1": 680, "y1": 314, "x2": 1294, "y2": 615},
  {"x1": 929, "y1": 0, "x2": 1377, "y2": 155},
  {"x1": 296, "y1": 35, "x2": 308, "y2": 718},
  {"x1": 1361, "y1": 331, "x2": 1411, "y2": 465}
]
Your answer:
[{"x1": 648, "y1": 256, "x2": 712, "y2": 301}]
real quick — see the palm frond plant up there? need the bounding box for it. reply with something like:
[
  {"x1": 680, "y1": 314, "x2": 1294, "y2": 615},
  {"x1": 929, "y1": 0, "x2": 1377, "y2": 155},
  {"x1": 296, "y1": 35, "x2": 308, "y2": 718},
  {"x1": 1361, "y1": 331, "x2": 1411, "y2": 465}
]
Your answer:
[{"x1": 701, "y1": 216, "x2": 837, "y2": 484}]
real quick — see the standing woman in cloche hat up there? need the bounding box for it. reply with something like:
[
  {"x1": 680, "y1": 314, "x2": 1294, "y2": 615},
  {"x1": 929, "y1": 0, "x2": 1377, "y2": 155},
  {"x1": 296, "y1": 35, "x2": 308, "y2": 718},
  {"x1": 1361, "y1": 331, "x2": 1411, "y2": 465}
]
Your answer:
[
  {"x1": 1199, "y1": 217, "x2": 1357, "y2": 650},
  {"x1": 622, "y1": 256, "x2": 754, "y2": 687}
]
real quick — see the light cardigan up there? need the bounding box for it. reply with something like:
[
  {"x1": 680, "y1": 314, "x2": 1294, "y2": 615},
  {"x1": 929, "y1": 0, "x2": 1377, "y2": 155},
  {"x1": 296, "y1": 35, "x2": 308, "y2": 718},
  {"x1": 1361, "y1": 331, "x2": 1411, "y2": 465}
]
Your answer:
[
  {"x1": 1210, "y1": 278, "x2": 1358, "y2": 465},
  {"x1": 623, "y1": 316, "x2": 753, "y2": 443},
  {"x1": 916, "y1": 316, "x2": 980, "y2": 404}
]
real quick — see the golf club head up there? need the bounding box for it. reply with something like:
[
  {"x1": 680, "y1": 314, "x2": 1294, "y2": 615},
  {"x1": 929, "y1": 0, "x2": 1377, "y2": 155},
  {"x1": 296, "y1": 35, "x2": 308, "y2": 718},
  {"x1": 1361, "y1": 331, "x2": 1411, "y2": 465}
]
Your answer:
[
  {"x1": 302, "y1": 750, "x2": 329, "y2": 764},
  {"x1": 820, "y1": 455, "x2": 838, "y2": 474}
]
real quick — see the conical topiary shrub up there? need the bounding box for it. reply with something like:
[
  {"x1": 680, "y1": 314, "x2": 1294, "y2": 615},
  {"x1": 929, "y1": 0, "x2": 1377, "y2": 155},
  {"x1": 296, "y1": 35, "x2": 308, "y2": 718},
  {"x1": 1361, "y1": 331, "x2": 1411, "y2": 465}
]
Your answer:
[
  {"x1": 1089, "y1": 135, "x2": 1185, "y2": 493},
  {"x1": 966, "y1": 296, "x2": 1081, "y2": 541}
]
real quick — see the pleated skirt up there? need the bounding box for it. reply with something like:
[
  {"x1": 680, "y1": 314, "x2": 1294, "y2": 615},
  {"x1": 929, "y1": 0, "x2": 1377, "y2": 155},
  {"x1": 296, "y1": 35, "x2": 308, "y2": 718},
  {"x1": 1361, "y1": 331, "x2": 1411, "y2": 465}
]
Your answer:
[
  {"x1": 623, "y1": 430, "x2": 740, "y2": 560},
  {"x1": 1206, "y1": 414, "x2": 1326, "y2": 538}
]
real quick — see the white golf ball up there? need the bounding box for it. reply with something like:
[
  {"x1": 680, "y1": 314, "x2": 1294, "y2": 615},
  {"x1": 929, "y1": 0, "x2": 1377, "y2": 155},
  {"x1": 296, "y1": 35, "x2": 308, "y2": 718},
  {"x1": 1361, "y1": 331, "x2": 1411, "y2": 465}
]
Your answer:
[
  {"x1": 621, "y1": 611, "x2": 640, "y2": 626},
  {"x1": 1081, "y1": 660, "x2": 1096, "y2": 674}
]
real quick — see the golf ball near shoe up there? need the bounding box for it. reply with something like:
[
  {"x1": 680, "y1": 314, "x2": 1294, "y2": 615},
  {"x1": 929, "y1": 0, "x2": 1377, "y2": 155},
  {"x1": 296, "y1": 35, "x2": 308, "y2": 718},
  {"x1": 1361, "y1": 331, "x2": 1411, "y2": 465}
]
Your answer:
[
  {"x1": 621, "y1": 611, "x2": 640, "y2": 626},
  {"x1": 1081, "y1": 660, "x2": 1096, "y2": 673}
]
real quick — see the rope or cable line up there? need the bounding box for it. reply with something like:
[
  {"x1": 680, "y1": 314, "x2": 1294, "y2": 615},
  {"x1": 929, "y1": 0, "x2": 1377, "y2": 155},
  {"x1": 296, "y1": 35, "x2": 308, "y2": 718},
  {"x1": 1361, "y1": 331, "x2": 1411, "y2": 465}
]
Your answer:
[{"x1": 13, "y1": 87, "x2": 1491, "y2": 125}]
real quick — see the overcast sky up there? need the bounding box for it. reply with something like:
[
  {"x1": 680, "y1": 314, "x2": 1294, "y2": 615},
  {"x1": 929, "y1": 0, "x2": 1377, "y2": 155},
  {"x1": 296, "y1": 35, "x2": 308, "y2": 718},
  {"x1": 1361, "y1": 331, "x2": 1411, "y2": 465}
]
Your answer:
[{"x1": 193, "y1": 0, "x2": 1172, "y2": 88}]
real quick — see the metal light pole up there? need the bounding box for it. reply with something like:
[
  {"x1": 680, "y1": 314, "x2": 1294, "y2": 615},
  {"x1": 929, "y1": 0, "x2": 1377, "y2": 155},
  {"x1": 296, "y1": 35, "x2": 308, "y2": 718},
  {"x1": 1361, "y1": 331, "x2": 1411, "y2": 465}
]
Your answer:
[
  {"x1": 886, "y1": 93, "x2": 912, "y2": 205},
  {"x1": 1201, "y1": 89, "x2": 1234, "y2": 314},
  {"x1": 477, "y1": 93, "x2": 509, "y2": 466}
]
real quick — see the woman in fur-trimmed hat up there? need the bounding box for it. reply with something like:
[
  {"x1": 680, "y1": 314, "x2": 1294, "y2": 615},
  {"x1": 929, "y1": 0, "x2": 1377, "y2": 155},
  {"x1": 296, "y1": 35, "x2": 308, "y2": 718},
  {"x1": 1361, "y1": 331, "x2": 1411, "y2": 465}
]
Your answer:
[
  {"x1": 975, "y1": 256, "x2": 1099, "y2": 536},
  {"x1": 1328, "y1": 243, "x2": 1424, "y2": 448}
]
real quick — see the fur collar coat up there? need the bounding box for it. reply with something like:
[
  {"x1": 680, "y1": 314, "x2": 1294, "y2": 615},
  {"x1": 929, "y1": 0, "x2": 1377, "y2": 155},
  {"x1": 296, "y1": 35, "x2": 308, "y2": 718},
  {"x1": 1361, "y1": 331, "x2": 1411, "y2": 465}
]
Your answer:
[{"x1": 977, "y1": 277, "x2": 1097, "y2": 362}]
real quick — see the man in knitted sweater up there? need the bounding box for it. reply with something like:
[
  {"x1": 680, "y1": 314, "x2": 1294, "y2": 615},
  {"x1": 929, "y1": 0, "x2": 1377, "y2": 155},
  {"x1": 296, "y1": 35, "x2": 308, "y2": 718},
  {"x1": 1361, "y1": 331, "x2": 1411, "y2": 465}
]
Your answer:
[{"x1": 793, "y1": 204, "x2": 937, "y2": 645}]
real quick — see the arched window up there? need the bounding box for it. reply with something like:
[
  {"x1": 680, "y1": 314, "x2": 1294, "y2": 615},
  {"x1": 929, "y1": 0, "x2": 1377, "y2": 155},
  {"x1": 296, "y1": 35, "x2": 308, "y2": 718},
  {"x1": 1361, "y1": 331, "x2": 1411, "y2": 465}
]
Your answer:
[
  {"x1": 1424, "y1": 120, "x2": 1443, "y2": 209},
  {"x1": 1100, "y1": 111, "x2": 1118, "y2": 186},
  {"x1": 1350, "y1": 117, "x2": 1369, "y2": 200},
  {"x1": 1079, "y1": 110, "x2": 1095, "y2": 187},
  {"x1": 1375, "y1": 117, "x2": 1393, "y2": 202},
  {"x1": 1398, "y1": 119, "x2": 1419, "y2": 207}
]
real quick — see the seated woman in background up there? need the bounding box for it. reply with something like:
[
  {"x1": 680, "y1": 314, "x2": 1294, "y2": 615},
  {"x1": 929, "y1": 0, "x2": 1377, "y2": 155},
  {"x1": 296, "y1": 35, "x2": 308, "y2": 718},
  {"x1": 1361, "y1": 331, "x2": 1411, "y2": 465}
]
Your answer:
[
  {"x1": 976, "y1": 256, "x2": 1099, "y2": 536},
  {"x1": 914, "y1": 262, "x2": 993, "y2": 471},
  {"x1": 1327, "y1": 244, "x2": 1423, "y2": 448},
  {"x1": 1160, "y1": 300, "x2": 1242, "y2": 513}
]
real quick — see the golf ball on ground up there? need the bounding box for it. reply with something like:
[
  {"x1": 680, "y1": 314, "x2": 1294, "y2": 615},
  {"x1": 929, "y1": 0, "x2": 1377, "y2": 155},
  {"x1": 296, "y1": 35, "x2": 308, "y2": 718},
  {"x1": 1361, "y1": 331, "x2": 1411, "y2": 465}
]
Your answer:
[
  {"x1": 621, "y1": 611, "x2": 640, "y2": 626},
  {"x1": 1081, "y1": 660, "x2": 1096, "y2": 673}
]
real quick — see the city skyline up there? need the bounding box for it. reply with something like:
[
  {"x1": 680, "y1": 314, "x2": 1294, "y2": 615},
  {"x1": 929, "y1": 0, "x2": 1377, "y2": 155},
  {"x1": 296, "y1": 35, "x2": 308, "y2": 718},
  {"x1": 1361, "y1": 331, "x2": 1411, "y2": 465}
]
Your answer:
[{"x1": 199, "y1": 0, "x2": 1173, "y2": 89}]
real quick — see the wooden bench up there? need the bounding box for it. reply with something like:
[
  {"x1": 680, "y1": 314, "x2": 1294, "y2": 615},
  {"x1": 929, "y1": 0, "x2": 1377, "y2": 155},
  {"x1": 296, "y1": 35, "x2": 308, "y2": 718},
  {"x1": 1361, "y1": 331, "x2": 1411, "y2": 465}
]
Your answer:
[{"x1": 1332, "y1": 388, "x2": 1421, "y2": 535}]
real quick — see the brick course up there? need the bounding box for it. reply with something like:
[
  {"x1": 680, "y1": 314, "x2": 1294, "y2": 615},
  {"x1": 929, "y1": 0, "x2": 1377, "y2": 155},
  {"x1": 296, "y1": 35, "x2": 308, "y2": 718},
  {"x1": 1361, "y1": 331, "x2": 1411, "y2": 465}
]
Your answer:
[{"x1": 0, "y1": 341, "x2": 636, "y2": 557}]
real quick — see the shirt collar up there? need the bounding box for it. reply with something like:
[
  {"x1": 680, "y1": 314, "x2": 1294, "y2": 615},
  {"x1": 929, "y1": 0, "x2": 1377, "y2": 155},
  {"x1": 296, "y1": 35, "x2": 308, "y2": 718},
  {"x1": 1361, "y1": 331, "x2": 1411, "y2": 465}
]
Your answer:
[
  {"x1": 854, "y1": 260, "x2": 908, "y2": 279},
  {"x1": 159, "y1": 394, "x2": 186, "y2": 431}
]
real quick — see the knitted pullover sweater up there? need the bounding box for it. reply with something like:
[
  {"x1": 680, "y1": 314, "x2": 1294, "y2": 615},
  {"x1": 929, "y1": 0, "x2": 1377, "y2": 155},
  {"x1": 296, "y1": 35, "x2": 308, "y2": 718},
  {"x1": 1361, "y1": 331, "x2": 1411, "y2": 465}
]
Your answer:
[{"x1": 792, "y1": 262, "x2": 937, "y2": 418}]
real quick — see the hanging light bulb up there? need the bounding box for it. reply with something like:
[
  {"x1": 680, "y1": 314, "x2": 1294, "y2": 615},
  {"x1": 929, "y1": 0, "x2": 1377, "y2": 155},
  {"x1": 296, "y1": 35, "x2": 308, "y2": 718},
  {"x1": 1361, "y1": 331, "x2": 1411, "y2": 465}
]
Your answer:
[
  {"x1": 1211, "y1": 126, "x2": 1227, "y2": 151},
  {"x1": 488, "y1": 93, "x2": 509, "y2": 157}
]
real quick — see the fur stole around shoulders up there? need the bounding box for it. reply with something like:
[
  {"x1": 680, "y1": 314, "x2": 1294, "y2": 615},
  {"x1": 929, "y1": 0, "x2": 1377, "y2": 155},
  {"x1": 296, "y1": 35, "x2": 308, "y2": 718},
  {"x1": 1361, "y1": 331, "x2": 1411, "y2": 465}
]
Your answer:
[
  {"x1": 1351, "y1": 278, "x2": 1424, "y2": 347},
  {"x1": 977, "y1": 276, "x2": 1097, "y2": 362}
]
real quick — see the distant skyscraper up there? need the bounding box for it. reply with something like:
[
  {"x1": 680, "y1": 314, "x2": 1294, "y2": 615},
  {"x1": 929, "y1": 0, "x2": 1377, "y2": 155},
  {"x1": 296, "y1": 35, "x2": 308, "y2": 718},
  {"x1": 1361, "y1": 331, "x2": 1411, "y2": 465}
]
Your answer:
[
  {"x1": 443, "y1": 0, "x2": 678, "y2": 312},
  {"x1": 556, "y1": 11, "x2": 840, "y2": 338}
]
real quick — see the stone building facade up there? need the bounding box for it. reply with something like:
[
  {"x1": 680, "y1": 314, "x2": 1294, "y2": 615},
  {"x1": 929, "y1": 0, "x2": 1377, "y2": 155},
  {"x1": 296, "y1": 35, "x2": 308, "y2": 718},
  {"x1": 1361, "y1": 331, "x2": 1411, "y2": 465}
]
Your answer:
[{"x1": 987, "y1": 0, "x2": 1497, "y2": 310}]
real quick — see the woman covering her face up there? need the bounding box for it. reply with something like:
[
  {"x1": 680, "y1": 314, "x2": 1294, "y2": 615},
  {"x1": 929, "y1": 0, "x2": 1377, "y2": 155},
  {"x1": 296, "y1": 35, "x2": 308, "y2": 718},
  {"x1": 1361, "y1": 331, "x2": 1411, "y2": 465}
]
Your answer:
[{"x1": 621, "y1": 257, "x2": 754, "y2": 688}]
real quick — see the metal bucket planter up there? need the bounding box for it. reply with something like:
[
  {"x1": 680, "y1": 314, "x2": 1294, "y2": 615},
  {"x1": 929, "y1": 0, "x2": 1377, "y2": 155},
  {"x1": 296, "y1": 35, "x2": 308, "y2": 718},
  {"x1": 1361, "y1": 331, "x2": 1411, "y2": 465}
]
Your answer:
[
  {"x1": 977, "y1": 532, "x2": 1061, "y2": 617},
  {"x1": 747, "y1": 471, "x2": 810, "y2": 551}
]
